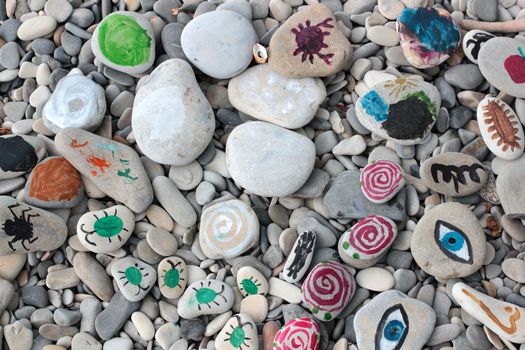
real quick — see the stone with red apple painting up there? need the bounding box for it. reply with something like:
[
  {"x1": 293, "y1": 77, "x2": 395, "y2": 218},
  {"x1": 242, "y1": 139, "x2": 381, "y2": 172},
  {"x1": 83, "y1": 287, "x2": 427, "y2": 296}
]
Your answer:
[{"x1": 479, "y1": 37, "x2": 525, "y2": 98}]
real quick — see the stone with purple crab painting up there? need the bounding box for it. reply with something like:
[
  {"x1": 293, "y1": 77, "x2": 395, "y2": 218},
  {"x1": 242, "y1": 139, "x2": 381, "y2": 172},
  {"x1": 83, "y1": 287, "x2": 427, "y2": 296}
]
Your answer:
[
  {"x1": 268, "y1": 4, "x2": 352, "y2": 78},
  {"x1": 478, "y1": 37, "x2": 525, "y2": 98},
  {"x1": 397, "y1": 7, "x2": 461, "y2": 69},
  {"x1": 355, "y1": 76, "x2": 441, "y2": 145}
]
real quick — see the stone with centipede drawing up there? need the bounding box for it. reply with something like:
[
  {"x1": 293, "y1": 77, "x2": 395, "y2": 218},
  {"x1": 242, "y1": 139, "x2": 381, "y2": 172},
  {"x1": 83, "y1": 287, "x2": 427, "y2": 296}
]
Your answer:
[
  {"x1": 453, "y1": 282, "x2": 525, "y2": 343},
  {"x1": 77, "y1": 205, "x2": 135, "y2": 254},
  {"x1": 338, "y1": 215, "x2": 397, "y2": 269},
  {"x1": 477, "y1": 96, "x2": 524, "y2": 160},
  {"x1": 301, "y1": 260, "x2": 355, "y2": 321},
  {"x1": 199, "y1": 199, "x2": 260, "y2": 259}
]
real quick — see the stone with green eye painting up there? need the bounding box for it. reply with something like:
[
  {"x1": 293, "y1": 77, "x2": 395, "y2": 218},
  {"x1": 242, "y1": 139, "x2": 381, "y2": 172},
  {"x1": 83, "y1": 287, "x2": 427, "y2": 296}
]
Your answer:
[
  {"x1": 111, "y1": 256, "x2": 157, "y2": 302},
  {"x1": 158, "y1": 256, "x2": 187, "y2": 299},
  {"x1": 91, "y1": 11, "x2": 155, "y2": 75},
  {"x1": 178, "y1": 279, "x2": 234, "y2": 319},
  {"x1": 77, "y1": 205, "x2": 135, "y2": 254},
  {"x1": 215, "y1": 313, "x2": 258, "y2": 350},
  {"x1": 236, "y1": 266, "x2": 268, "y2": 297}
]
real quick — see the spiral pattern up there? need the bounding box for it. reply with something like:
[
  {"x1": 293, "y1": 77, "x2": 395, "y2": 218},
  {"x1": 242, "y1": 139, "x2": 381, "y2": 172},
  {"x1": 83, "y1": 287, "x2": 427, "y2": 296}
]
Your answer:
[
  {"x1": 360, "y1": 160, "x2": 405, "y2": 203},
  {"x1": 301, "y1": 261, "x2": 355, "y2": 321},
  {"x1": 199, "y1": 199, "x2": 259, "y2": 259},
  {"x1": 273, "y1": 317, "x2": 320, "y2": 350},
  {"x1": 346, "y1": 215, "x2": 396, "y2": 257}
]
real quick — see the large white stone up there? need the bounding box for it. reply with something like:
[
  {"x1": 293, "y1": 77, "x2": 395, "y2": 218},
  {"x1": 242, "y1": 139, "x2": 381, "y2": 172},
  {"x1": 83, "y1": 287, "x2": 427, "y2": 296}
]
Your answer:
[{"x1": 132, "y1": 59, "x2": 215, "y2": 166}]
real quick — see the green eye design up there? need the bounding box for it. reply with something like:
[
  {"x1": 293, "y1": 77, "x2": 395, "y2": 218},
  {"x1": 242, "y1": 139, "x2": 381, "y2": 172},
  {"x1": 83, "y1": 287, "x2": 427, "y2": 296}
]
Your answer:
[
  {"x1": 161, "y1": 259, "x2": 185, "y2": 289},
  {"x1": 239, "y1": 277, "x2": 262, "y2": 296},
  {"x1": 117, "y1": 262, "x2": 151, "y2": 295},
  {"x1": 80, "y1": 208, "x2": 129, "y2": 246},
  {"x1": 193, "y1": 280, "x2": 228, "y2": 311},
  {"x1": 224, "y1": 315, "x2": 254, "y2": 350}
]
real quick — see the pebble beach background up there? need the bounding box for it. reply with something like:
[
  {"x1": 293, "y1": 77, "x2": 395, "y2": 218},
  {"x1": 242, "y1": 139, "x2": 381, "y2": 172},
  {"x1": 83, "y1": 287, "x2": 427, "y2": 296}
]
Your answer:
[{"x1": 2, "y1": 0, "x2": 525, "y2": 349}]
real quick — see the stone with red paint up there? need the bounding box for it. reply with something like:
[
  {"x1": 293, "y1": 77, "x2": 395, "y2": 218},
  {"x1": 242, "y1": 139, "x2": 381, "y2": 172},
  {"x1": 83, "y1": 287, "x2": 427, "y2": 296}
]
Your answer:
[
  {"x1": 360, "y1": 160, "x2": 405, "y2": 204},
  {"x1": 273, "y1": 317, "x2": 320, "y2": 350},
  {"x1": 54, "y1": 128, "x2": 153, "y2": 213},
  {"x1": 24, "y1": 156, "x2": 84, "y2": 209},
  {"x1": 268, "y1": 4, "x2": 352, "y2": 78}
]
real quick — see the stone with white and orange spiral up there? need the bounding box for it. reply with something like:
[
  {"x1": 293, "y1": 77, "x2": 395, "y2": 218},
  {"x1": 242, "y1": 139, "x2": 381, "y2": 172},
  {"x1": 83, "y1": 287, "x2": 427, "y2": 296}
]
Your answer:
[
  {"x1": 199, "y1": 199, "x2": 260, "y2": 259},
  {"x1": 301, "y1": 261, "x2": 355, "y2": 322}
]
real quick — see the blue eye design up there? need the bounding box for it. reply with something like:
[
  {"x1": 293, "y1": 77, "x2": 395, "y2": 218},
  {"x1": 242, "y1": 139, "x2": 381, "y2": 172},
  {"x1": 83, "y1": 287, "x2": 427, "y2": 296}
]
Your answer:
[
  {"x1": 434, "y1": 220, "x2": 473, "y2": 264},
  {"x1": 375, "y1": 304, "x2": 409, "y2": 350}
]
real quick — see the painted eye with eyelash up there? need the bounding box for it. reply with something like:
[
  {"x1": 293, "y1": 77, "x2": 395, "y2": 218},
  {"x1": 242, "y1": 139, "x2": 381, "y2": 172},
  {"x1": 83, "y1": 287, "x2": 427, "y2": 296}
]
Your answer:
[
  {"x1": 434, "y1": 220, "x2": 473, "y2": 264},
  {"x1": 375, "y1": 304, "x2": 409, "y2": 350}
]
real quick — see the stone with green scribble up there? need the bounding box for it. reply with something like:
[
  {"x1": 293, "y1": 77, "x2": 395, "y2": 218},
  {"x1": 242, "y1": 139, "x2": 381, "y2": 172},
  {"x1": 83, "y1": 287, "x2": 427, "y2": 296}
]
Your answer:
[{"x1": 98, "y1": 14, "x2": 151, "y2": 67}]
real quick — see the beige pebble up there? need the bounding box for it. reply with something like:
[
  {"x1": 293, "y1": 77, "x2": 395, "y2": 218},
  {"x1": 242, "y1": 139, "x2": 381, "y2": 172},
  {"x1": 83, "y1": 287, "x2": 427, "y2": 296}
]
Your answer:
[
  {"x1": 355, "y1": 267, "x2": 394, "y2": 292},
  {"x1": 146, "y1": 204, "x2": 174, "y2": 232},
  {"x1": 204, "y1": 311, "x2": 232, "y2": 337},
  {"x1": 268, "y1": 277, "x2": 301, "y2": 304},
  {"x1": 131, "y1": 311, "x2": 155, "y2": 341},
  {"x1": 240, "y1": 294, "x2": 268, "y2": 323},
  {"x1": 0, "y1": 253, "x2": 26, "y2": 281},
  {"x1": 146, "y1": 227, "x2": 178, "y2": 257}
]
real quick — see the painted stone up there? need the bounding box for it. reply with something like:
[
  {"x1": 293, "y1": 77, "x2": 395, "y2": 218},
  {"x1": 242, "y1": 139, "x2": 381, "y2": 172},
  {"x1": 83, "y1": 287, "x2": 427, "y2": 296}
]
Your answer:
[
  {"x1": 0, "y1": 135, "x2": 46, "y2": 180},
  {"x1": 301, "y1": 261, "x2": 355, "y2": 321},
  {"x1": 283, "y1": 231, "x2": 316, "y2": 283},
  {"x1": 158, "y1": 256, "x2": 187, "y2": 299},
  {"x1": 452, "y1": 282, "x2": 525, "y2": 343},
  {"x1": 411, "y1": 202, "x2": 486, "y2": 280},
  {"x1": 273, "y1": 317, "x2": 320, "y2": 350},
  {"x1": 354, "y1": 290, "x2": 436, "y2": 350},
  {"x1": 397, "y1": 7, "x2": 460, "y2": 69},
  {"x1": 111, "y1": 256, "x2": 156, "y2": 302},
  {"x1": 478, "y1": 37, "x2": 525, "y2": 98},
  {"x1": 420, "y1": 152, "x2": 488, "y2": 196},
  {"x1": 227, "y1": 64, "x2": 327, "y2": 129},
  {"x1": 178, "y1": 280, "x2": 234, "y2": 319},
  {"x1": 77, "y1": 205, "x2": 135, "y2": 253},
  {"x1": 0, "y1": 196, "x2": 67, "y2": 256},
  {"x1": 42, "y1": 74, "x2": 106, "y2": 133},
  {"x1": 236, "y1": 266, "x2": 269, "y2": 297},
  {"x1": 91, "y1": 11, "x2": 155, "y2": 75},
  {"x1": 215, "y1": 314, "x2": 258, "y2": 350},
  {"x1": 181, "y1": 10, "x2": 257, "y2": 79},
  {"x1": 477, "y1": 96, "x2": 524, "y2": 160},
  {"x1": 355, "y1": 77, "x2": 441, "y2": 145},
  {"x1": 268, "y1": 4, "x2": 352, "y2": 78},
  {"x1": 132, "y1": 59, "x2": 215, "y2": 166},
  {"x1": 496, "y1": 165, "x2": 525, "y2": 218},
  {"x1": 338, "y1": 215, "x2": 397, "y2": 269},
  {"x1": 54, "y1": 128, "x2": 153, "y2": 213},
  {"x1": 323, "y1": 169, "x2": 407, "y2": 221},
  {"x1": 360, "y1": 160, "x2": 405, "y2": 203},
  {"x1": 462, "y1": 30, "x2": 495, "y2": 64},
  {"x1": 199, "y1": 199, "x2": 260, "y2": 259},
  {"x1": 24, "y1": 156, "x2": 83, "y2": 209}
]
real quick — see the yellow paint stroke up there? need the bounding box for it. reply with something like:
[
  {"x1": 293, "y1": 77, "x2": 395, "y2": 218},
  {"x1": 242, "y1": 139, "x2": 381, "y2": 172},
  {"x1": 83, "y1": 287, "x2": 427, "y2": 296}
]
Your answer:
[{"x1": 461, "y1": 288, "x2": 520, "y2": 334}]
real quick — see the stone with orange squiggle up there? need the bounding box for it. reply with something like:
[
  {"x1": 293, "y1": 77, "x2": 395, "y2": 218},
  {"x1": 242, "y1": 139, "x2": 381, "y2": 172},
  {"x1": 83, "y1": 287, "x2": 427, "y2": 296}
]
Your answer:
[{"x1": 452, "y1": 282, "x2": 525, "y2": 343}]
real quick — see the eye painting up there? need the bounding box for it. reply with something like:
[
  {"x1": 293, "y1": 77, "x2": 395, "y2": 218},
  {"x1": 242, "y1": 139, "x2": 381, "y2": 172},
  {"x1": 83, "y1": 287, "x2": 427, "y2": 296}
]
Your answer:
[
  {"x1": 434, "y1": 220, "x2": 473, "y2": 264},
  {"x1": 375, "y1": 304, "x2": 409, "y2": 350}
]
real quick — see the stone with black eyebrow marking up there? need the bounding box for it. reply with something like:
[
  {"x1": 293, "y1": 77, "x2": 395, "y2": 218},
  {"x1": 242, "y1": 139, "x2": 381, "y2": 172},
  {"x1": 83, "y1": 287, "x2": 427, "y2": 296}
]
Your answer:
[
  {"x1": 411, "y1": 202, "x2": 486, "y2": 280},
  {"x1": 420, "y1": 152, "x2": 488, "y2": 196}
]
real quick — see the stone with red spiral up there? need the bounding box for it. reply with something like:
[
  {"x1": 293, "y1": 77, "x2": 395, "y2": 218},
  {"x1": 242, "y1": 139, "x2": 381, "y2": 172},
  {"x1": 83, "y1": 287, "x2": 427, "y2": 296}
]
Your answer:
[
  {"x1": 360, "y1": 160, "x2": 405, "y2": 203},
  {"x1": 273, "y1": 317, "x2": 320, "y2": 350},
  {"x1": 338, "y1": 215, "x2": 397, "y2": 268},
  {"x1": 301, "y1": 261, "x2": 355, "y2": 321}
]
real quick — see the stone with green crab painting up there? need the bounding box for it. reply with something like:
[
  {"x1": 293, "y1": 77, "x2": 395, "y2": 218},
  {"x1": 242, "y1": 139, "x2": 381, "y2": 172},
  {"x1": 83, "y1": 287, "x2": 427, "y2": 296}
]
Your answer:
[{"x1": 91, "y1": 11, "x2": 155, "y2": 75}]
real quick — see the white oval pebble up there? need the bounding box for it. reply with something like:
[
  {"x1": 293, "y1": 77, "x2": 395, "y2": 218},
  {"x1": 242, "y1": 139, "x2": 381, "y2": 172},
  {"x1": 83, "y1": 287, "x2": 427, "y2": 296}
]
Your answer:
[{"x1": 355, "y1": 267, "x2": 394, "y2": 292}]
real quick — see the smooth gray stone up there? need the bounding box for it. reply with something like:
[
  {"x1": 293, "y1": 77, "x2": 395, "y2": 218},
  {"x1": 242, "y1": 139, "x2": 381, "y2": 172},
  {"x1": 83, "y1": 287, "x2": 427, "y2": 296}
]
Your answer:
[
  {"x1": 161, "y1": 23, "x2": 185, "y2": 59},
  {"x1": 0, "y1": 19, "x2": 20, "y2": 42},
  {"x1": 69, "y1": 8, "x2": 94, "y2": 28},
  {"x1": 444, "y1": 64, "x2": 484, "y2": 90},
  {"x1": 54, "y1": 308, "x2": 81, "y2": 326},
  {"x1": 435, "y1": 76, "x2": 456, "y2": 108},
  {"x1": 323, "y1": 170, "x2": 406, "y2": 221},
  {"x1": 94, "y1": 292, "x2": 140, "y2": 340},
  {"x1": 465, "y1": 324, "x2": 492, "y2": 349},
  {"x1": 0, "y1": 42, "x2": 20, "y2": 69},
  {"x1": 180, "y1": 318, "x2": 205, "y2": 341},
  {"x1": 21, "y1": 286, "x2": 48, "y2": 308},
  {"x1": 386, "y1": 250, "x2": 413, "y2": 270},
  {"x1": 60, "y1": 31, "x2": 81, "y2": 56}
]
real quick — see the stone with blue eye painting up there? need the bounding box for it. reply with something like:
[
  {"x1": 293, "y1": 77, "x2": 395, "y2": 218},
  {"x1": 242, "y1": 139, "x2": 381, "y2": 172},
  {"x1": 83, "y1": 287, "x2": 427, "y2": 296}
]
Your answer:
[
  {"x1": 397, "y1": 7, "x2": 460, "y2": 69},
  {"x1": 411, "y1": 202, "x2": 486, "y2": 280},
  {"x1": 355, "y1": 77, "x2": 440, "y2": 145},
  {"x1": 354, "y1": 290, "x2": 436, "y2": 350}
]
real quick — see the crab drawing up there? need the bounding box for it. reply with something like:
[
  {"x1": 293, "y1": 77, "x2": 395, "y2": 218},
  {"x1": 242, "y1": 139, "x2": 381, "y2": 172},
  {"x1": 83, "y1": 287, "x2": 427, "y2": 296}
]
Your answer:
[
  {"x1": 2, "y1": 203, "x2": 40, "y2": 251},
  {"x1": 291, "y1": 17, "x2": 334, "y2": 65}
]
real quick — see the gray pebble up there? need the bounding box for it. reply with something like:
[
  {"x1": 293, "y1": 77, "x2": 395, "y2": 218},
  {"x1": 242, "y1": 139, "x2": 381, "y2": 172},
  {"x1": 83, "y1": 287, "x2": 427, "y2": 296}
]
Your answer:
[
  {"x1": 386, "y1": 250, "x2": 413, "y2": 270},
  {"x1": 21, "y1": 286, "x2": 49, "y2": 308},
  {"x1": 69, "y1": 8, "x2": 95, "y2": 28},
  {"x1": 154, "y1": 0, "x2": 182, "y2": 22},
  {"x1": 44, "y1": 0, "x2": 73, "y2": 22},
  {"x1": 95, "y1": 292, "x2": 140, "y2": 340},
  {"x1": 393, "y1": 269, "x2": 417, "y2": 293},
  {"x1": 61, "y1": 31, "x2": 82, "y2": 56},
  {"x1": 435, "y1": 77, "x2": 456, "y2": 108},
  {"x1": 263, "y1": 245, "x2": 284, "y2": 268},
  {"x1": 180, "y1": 318, "x2": 205, "y2": 341},
  {"x1": 64, "y1": 22, "x2": 92, "y2": 40},
  {"x1": 31, "y1": 308, "x2": 54, "y2": 328},
  {"x1": 161, "y1": 23, "x2": 185, "y2": 59},
  {"x1": 444, "y1": 64, "x2": 484, "y2": 90},
  {"x1": 426, "y1": 324, "x2": 461, "y2": 346},
  {"x1": 103, "y1": 67, "x2": 135, "y2": 86},
  {"x1": 449, "y1": 106, "x2": 473, "y2": 129},
  {"x1": 32, "y1": 38, "x2": 56, "y2": 56},
  {"x1": 0, "y1": 42, "x2": 20, "y2": 69},
  {"x1": 54, "y1": 308, "x2": 81, "y2": 326},
  {"x1": 80, "y1": 298, "x2": 101, "y2": 335},
  {"x1": 0, "y1": 19, "x2": 20, "y2": 42},
  {"x1": 231, "y1": 255, "x2": 272, "y2": 280},
  {"x1": 249, "y1": 0, "x2": 269, "y2": 19},
  {"x1": 465, "y1": 324, "x2": 492, "y2": 349}
]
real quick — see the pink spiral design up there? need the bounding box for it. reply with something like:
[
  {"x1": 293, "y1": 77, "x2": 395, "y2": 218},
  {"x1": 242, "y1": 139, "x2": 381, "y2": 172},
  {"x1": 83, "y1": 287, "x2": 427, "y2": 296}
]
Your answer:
[
  {"x1": 302, "y1": 261, "x2": 355, "y2": 314},
  {"x1": 348, "y1": 215, "x2": 396, "y2": 255},
  {"x1": 273, "y1": 317, "x2": 320, "y2": 350},
  {"x1": 360, "y1": 160, "x2": 404, "y2": 202}
]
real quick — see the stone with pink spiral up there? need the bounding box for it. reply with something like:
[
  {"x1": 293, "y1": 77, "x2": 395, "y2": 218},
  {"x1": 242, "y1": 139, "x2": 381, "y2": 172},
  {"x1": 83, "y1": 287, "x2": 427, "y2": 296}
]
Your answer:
[
  {"x1": 301, "y1": 261, "x2": 355, "y2": 321},
  {"x1": 360, "y1": 160, "x2": 405, "y2": 203},
  {"x1": 273, "y1": 317, "x2": 320, "y2": 350},
  {"x1": 338, "y1": 215, "x2": 397, "y2": 268}
]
